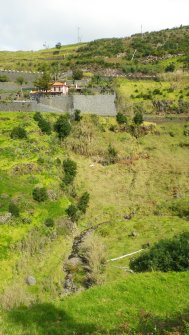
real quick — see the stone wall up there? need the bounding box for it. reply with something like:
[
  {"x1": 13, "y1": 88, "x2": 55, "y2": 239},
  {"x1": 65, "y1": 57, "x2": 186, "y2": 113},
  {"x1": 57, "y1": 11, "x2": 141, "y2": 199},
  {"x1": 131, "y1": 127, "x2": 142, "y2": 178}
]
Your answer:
[{"x1": 0, "y1": 94, "x2": 116, "y2": 116}]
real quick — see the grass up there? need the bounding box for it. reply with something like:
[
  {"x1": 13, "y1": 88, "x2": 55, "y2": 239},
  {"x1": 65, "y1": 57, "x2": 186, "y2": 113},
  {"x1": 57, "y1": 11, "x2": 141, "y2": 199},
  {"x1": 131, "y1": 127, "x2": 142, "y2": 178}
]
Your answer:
[{"x1": 1, "y1": 272, "x2": 189, "y2": 334}]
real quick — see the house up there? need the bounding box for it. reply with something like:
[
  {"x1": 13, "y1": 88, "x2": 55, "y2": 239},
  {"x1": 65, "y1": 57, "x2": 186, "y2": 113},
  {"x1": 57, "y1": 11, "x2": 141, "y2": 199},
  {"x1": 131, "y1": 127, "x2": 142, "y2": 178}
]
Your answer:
[{"x1": 50, "y1": 82, "x2": 69, "y2": 95}]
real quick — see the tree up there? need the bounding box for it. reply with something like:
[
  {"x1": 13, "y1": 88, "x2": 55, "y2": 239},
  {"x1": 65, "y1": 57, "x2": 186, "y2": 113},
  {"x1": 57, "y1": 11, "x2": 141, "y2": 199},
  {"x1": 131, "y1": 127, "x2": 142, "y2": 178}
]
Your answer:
[
  {"x1": 72, "y1": 69, "x2": 83, "y2": 80},
  {"x1": 133, "y1": 111, "x2": 143, "y2": 125},
  {"x1": 10, "y1": 127, "x2": 27, "y2": 139},
  {"x1": 63, "y1": 159, "x2": 77, "y2": 185},
  {"x1": 34, "y1": 72, "x2": 51, "y2": 91},
  {"x1": 78, "y1": 192, "x2": 90, "y2": 213},
  {"x1": 116, "y1": 112, "x2": 127, "y2": 125},
  {"x1": 33, "y1": 112, "x2": 43, "y2": 122},
  {"x1": 55, "y1": 42, "x2": 61, "y2": 49},
  {"x1": 32, "y1": 187, "x2": 48, "y2": 202},
  {"x1": 54, "y1": 115, "x2": 71, "y2": 139}
]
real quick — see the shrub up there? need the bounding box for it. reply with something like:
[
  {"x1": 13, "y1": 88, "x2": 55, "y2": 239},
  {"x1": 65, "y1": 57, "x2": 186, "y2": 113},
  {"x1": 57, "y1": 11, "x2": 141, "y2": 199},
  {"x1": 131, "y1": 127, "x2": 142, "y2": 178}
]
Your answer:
[
  {"x1": 32, "y1": 187, "x2": 48, "y2": 202},
  {"x1": 63, "y1": 159, "x2": 77, "y2": 185},
  {"x1": 78, "y1": 192, "x2": 90, "y2": 213},
  {"x1": 0, "y1": 75, "x2": 8, "y2": 82},
  {"x1": 107, "y1": 144, "x2": 118, "y2": 164},
  {"x1": 54, "y1": 115, "x2": 71, "y2": 139},
  {"x1": 9, "y1": 202, "x2": 19, "y2": 217},
  {"x1": 74, "y1": 109, "x2": 82, "y2": 122},
  {"x1": 116, "y1": 112, "x2": 127, "y2": 125},
  {"x1": 66, "y1": 204, "x2": 78, "y2": 221},
  {"x1": 72, "y1": 69, "x2": 83, "y2": 80},
  {"x1": 33, "y1": 112, "x2": 43, "y2": 122},
  {"x1": 130, "y1": 232, "x2": 189, "y2": 272},
  {"x1": 133, "y1": 111, "x2": 143, "y2": 125},
  {"x1": 165, "y1": 63, "x2": 175, "y2": 72},
  {"x1": 44, "y1": 218, "x2": 54, "y2": 227},
  {"x1": 38, "y1": 118, "x2": 51, "y2": 135},
  {"x1": 10, "y1": 127, "x2": 27, "y2": 139}
]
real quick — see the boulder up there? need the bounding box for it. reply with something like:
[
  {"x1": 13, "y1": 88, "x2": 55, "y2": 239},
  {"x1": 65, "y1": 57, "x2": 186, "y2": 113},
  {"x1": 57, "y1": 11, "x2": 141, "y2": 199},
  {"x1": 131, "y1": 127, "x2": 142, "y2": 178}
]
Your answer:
[{"x1": 26, "y1": 276, "x2": 36, "y2": 286}]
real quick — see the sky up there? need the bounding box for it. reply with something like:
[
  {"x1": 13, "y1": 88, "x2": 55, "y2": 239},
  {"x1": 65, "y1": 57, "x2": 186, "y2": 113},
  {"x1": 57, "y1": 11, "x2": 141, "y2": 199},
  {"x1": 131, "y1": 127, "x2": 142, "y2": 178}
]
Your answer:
[{"x1": 0, "y1": 0, "x2": 189, "y2": 51}]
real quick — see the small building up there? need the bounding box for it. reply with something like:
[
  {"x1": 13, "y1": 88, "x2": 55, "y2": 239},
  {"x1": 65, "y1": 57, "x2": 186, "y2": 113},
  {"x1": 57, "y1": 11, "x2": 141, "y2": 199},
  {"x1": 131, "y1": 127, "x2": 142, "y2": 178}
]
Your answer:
[{"x1": 51, "y1": 82, "x2": 69, "y2": 95}]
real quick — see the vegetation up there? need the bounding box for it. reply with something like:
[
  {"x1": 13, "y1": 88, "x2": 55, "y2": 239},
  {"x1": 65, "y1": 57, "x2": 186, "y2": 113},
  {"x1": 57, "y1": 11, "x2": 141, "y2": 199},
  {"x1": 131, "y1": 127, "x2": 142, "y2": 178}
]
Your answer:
[
  {"x1": 32, "y1": 187, "x2": 48, "y2": 202},
  {"x1": 10, "y1": 126, "x2": 27, "y2": 139},
  {"x1": 54, "y1": 115, "x2": 71, "y2": 139},
  {"x1": 78, "y1": 192, "x2": 90, "y2": 213},
  {"x1": 63, "y1": 159, "x2": 77, "y2": 185},
  {"x1": 130, "y1": 232, "x2": 189, "y2": 272}
]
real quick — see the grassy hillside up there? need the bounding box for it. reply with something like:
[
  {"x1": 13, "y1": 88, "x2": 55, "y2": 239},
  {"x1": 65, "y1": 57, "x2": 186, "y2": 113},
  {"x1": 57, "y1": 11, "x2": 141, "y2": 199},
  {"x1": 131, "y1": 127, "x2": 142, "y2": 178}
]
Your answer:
[
  {"x1": 1, "y1": 272, "x2": 189, "y2": 334},
  {"x1": 0, "y1": 112, "x2": 189, "y2": 334},
  {"x1": 1, "y1": 25, "x2": 189, "y2": 74}
]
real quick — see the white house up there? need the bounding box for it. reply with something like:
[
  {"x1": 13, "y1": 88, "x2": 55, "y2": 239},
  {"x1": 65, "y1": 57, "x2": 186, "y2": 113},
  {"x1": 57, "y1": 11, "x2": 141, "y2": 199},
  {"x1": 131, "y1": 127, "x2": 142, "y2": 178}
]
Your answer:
[{"x1": 50, "y1": 82, "x2": 69, "y2": 95}]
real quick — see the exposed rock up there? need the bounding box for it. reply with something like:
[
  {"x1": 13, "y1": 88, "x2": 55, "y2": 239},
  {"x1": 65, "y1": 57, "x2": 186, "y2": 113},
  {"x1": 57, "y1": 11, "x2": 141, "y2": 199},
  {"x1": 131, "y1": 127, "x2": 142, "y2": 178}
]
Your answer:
[
  {"x1": 26, "y1": 276, "x2": 36, "y2": 286},
  {"x1": 128, "y1": 231, "x2": 138, "y2": 238},
  {"x1": 0, "y1": 212, "x2": 12, "y2": 224}
]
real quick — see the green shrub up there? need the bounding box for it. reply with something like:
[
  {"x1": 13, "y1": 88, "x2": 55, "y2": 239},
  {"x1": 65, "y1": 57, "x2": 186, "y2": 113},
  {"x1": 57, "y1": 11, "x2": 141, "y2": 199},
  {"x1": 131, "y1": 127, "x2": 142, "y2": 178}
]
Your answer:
[
  {"x1": 133, "y1": 111, "x2": 143, "y2": 125},
  {"x1": 66, "y1": 204, "x2": 78, "y2": 221},
  {"x1": 165, "y1": 63, "x2": 175, "y2": 72},
  {"x1": 107, "y1": 144, "x2": 118, "y2": 164},
  {"x1": 32, "y1": 187, "x2": 48, "y2": 202},
  {"x1": 63, "y1": 159, "x2": 77, "y2": 185},
  {"x1": 0, "y1": 75, "x2": 8, "y2": 82},
  {"x1": 116, "y1": 112, "x2": 127, "y2": 125},
  {"x1": 130, "y1": 232, "x2": 189, "y2": 272},
  {"x1": 44, "y1": 218, "x2": 54, "y2": 227},
  {"x1": 38, "y1": 118, "x2": 51, "y2": 135},
  {"x1": 54, "y1": 115, "x2": 71, "y2": 139},
  {"x1": 74, "y1": 109, "x2": 82, "y2": 122},
  {"x1": 78, "y1": 192, "x2": 90, "y2": 213},
  {"x1": 9, "y1": 202, "x2": 19, "y2": 217},
  {"x1": 10, "y1": 127, "x2": 27, "y2": 139},
  {"x1": 33, "y1": 112, "x2": 43, "y2": 122}
]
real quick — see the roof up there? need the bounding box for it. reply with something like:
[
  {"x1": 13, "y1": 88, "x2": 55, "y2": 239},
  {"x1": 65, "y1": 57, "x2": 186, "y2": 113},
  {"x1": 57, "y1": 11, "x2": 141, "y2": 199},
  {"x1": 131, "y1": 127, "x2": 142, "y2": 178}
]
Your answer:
[{"x1": 52, "y1": 81, "x2": 67, "y2": 87}]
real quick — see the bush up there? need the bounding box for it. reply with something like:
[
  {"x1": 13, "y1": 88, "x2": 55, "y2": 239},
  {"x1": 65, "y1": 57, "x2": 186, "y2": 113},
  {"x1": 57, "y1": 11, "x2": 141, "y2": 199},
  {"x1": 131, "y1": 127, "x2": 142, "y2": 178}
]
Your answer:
[
  {"x1": 44, "y1": 218, "x2": 54, "y2": 227},
  {"x1": 165, "y1": 63, "x2": 175, "y2": 72},
  {"x1": 54, "y1": 115, "x2": 71, "y2": 139},
  {"x1": 9, "y1": 202, "x2": 19, "y2": 217},
  {"x1": 66, "y1": 204, "x2": 78, "y2": 221},
  {"x1": 133, "y1": 111, "x2": 143, "y2": 125},
  {"x1": 10, "y1": 127, "x2": 27, "y2": 139},
  {"x1": 38, "y1": 118, "x2": 51, "y2": 135},
  {"x1": 107, "y1": 144, "x2": 118, "y2": 164},
  {"x1": 130, "y1": 232, "x2": 189, "y2": 272},
  {"x1": 63, "y1": 159, "x2": 77, "y2": 185},
  {"x1": 33, "y1": 112, "x2": 43, "y2": 122},
  {"x1": 72, "y1": 69, "x2": 83, "y2": 80},
  {"x1": 0, "y1": 75, "x2": 8, "y2": 82},
  {"x1": 116, "y1": 112, "x2": 127, "y2": 125},
  {"x1": 74, "y1": 109, "x2": 82, "y2": 122},
  {"x1": 78, "y1": 192, "x2": 90, "y2": 213},
  {"x1": 32, "y1": 187, "x2": 48, "y2": 202}
]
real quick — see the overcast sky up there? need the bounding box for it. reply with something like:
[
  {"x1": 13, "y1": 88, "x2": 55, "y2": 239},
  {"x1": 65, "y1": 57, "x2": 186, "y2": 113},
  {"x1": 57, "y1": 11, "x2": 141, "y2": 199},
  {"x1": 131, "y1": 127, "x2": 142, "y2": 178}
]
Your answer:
[{"x1": 0, "y1": 0, "x2": 189, "y2": 51}]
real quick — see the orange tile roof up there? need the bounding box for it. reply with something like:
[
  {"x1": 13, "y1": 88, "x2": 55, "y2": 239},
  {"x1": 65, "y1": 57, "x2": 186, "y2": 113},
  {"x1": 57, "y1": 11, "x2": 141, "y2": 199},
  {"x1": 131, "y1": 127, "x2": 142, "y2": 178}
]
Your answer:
[{"x1": 52, "y1": 81, "x2": 67, "y2": 86}]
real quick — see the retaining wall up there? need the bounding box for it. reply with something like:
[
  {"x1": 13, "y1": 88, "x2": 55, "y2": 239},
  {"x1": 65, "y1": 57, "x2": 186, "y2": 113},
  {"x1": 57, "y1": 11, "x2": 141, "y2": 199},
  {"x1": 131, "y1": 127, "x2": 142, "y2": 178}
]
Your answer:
[{"x1": 0, "y1": 94, "x2": 116, "y2": 116}]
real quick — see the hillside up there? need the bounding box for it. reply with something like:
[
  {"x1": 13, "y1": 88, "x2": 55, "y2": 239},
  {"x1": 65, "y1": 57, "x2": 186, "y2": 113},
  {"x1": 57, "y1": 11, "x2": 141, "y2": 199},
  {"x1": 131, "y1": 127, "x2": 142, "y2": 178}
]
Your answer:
[
  {"x1": 0, "y1": 25, "x2": 189, "y2": 74},
  {"x1": 0, "y1": 111, "x2": 189, "y2": 333}
]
